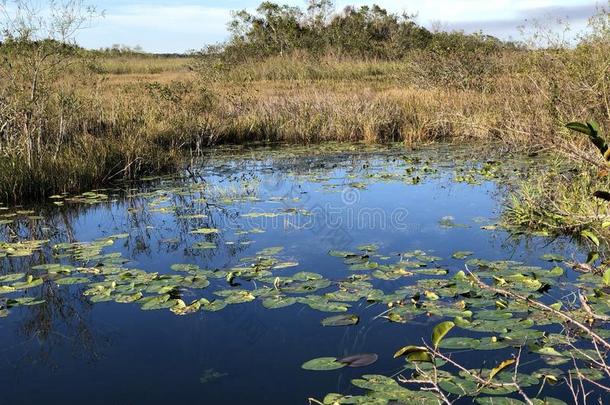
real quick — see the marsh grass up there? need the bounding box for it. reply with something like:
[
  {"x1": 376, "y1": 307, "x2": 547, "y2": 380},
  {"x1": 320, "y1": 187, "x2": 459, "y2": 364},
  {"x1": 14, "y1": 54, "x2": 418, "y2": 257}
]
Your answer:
[
  {"x1": 0, "y1": 50, "x2": 605, "y2": 202},
  {"x1": 503, "y1": 163, "x2": 610, "y2": 244}
]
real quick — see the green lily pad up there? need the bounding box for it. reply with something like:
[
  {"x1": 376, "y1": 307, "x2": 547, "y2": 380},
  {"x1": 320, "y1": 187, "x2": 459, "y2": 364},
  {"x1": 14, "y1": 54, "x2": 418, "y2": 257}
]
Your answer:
[
  {"x1": 55, "y1": 276, "x2": 90, "y2": 285},
  {"x1": 540, "y1": 254, "x2": 565, "y2": 262},
  {"x1": 452, "y1": 251, "x2": 474, "y2": 259},
  {"x1": 302, "y1": 357, "x2": 346, "y2": 371},
  {"x1": 321, "y1": 314, "x2": 359, "y2": 327},
  {"x1": 191, "y1": 228, "x2": 220, "y2": 235},
  {"x1": 438, "y1": 337, "x2": 480, "y2": 350}
]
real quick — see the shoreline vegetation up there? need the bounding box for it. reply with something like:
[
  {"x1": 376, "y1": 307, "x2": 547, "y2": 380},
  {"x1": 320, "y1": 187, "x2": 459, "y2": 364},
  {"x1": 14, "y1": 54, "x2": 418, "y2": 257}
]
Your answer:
[{"x1": 0, "y1": 0, "x2": 609, "y2": 240}]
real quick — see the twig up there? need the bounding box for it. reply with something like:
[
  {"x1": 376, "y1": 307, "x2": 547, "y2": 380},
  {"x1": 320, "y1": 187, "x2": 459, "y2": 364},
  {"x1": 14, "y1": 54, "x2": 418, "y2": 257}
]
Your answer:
[{"x1": 579, "y1": 293, "x2": 610, "y2": 322}]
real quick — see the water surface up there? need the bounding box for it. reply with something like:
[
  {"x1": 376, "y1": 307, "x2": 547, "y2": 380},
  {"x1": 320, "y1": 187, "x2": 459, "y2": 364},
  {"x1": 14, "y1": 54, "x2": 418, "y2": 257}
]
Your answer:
[{"x1": 0, "y1": 144, "x2": 597, "y2": 404}]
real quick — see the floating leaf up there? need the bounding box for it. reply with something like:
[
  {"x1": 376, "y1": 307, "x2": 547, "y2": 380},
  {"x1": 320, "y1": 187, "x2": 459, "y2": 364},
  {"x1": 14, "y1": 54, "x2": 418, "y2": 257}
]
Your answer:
[
  {"x1": 202, "y1": 300, "x2": 227, "y2": 312},
  {"x1": 357, "y1": 244, "x2": 379, "y2": 252},
  {"x1": 140, "y1": 294, "x2": 171, "y2": 310},
  {"x1": 191, "y1": 228, "x2": 219, "y2": 235},
  {"x1": 262, "y1": 296, "x2": 297, "y2": 309},
  {"x1": 540, "y1": 254, "x2": 565, "y2": 262},
  {"x1": 439, "y1": 378, "x2": 478, "y2": 396},
  {"x1": 170, "y1": 299, "x2": 204, "y2": 315},
  {"x1": 301, "y1": 357, "x2": 346, "y2": 371},
  {"x1": 0, "y1": 273, "x2": 25, "y2": 283},
  {"x1": 257, "y1": 247, "x2": 284, "y2": 256},
  {"x1": 452, "y1": 251, "x2": 474, "y2": 260},
  {"x1": 337, "y1": 353, "x2": 378, "y2": 368},
  {"x1": 55, "y1": 276, "x2": 90, "y2": 285},
  {"x1": 193, "y1": 242, "x2": 217, "y2": 249},
  {"x1": 535, "y1": 347, "x2": 563, "y2": 357},
  {"x1": 321, "y1": 314, "x2": 359, "y2": 327},
  {"x1": 476, "y1": 398, "x2": 526, "y2": 405},
  {"x1": 439, "y1": 337, "x2": 480, "y2": 350},
  {"x1": 273, "y1": 261, "x2": 299, "y2": 269}
]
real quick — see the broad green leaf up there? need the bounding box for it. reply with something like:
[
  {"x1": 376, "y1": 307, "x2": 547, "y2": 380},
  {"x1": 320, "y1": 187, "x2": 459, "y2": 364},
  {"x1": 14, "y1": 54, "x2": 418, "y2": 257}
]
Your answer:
[
  {"x1": 140, "y1": 294, "x2": 171, "y2": 310},
  {"x1": 540, "y1": 254, "x2": 565, "y2": 262},
  {"x1": 262, "y1": 296, "x2": 297, "y2": 309},
  {"x1": 393, "y1": 346, "x2": 432, "y2": 363},
  {"x1": 580, "y1": 230, "x2": 600, "y2": 247},
  {"x1": 432, "y1": 321, "x2": 455, "y2": 348},
  {"x1": 566, "y1": 122, "x2": 592, "y2": 136}
]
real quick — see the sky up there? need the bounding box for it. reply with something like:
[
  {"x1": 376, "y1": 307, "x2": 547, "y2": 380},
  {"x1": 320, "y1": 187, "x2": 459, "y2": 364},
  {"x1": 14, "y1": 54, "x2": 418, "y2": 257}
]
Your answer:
[{"x1": 72, "y1": 0, "x2": 602, "y2": 53}]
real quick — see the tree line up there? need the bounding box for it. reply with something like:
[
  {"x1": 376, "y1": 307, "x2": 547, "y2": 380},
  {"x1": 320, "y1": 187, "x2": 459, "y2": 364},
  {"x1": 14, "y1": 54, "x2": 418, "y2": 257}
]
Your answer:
[{"x1": 213, "y1": 0, "x2": 513, "y2": 62}]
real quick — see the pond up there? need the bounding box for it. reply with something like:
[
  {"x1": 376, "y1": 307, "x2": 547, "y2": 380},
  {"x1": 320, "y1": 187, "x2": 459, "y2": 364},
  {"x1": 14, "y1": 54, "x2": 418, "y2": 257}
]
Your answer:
[{"x1": 0, "y1": 144, "x2": 608, "y2": 404}]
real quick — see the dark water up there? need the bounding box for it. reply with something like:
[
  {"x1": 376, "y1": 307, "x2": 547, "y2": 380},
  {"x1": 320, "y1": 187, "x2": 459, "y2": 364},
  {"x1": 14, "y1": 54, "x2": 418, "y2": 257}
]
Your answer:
[{"x1": 0, "y1": 145, "x2": 594, "y2": 404}]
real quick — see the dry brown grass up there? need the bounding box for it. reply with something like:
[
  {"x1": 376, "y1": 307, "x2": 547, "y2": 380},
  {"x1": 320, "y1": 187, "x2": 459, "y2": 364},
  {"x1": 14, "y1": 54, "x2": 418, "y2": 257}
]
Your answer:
[{"x1": 93, "y1": 55, "x2": 193, "y2": 75}]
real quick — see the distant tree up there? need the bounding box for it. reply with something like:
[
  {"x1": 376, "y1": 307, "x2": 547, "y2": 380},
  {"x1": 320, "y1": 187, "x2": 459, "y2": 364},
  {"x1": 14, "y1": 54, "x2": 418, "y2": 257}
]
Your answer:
[
  {"x1": 227, "y1": 2, "x2": 304, "y2": 58},
  {"x1": 218, "y1": 1, "x2": 509, "y2": 62},
  {"x1": 306, "y1": 0, "x2": 333, "y2": 29}
]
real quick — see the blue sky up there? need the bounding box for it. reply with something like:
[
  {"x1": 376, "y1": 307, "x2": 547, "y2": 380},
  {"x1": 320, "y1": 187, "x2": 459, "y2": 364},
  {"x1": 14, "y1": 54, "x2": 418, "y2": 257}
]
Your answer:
[{"x1": 75, "y1": 0, "x2": 601, "y2": 53}]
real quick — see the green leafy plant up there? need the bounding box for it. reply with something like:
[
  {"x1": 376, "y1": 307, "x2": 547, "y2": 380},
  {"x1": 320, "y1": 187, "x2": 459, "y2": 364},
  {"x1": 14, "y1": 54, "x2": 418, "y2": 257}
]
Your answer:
[
  {"x1": 566, "y1": 121, "x2": 608, "y2": 161},
  {"x1": 566, "y1": 121, "x2": 610, "y2": 202}
]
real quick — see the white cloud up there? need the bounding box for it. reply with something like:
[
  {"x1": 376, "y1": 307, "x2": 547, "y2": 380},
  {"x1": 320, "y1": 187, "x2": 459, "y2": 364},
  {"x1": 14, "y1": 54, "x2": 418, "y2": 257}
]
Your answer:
[
  {"x1": 335, "y1": 0, "x2": 594, "y2": 23},
  {"x1": 334, "y1": 0, "x2": 596, "y2": 40}
]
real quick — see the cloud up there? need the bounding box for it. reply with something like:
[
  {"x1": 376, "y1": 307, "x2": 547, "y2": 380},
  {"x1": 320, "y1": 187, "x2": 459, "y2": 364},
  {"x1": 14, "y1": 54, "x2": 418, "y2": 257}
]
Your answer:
[
  {"x1": 440, "y1": 2, "x2": 597, "y2": 41},
  {"x1": 515, "y1": 2, "x2": 598, "y2": 23},
  {"x1": 335, "y1": 0, "x2": 599, "y2": 41}
]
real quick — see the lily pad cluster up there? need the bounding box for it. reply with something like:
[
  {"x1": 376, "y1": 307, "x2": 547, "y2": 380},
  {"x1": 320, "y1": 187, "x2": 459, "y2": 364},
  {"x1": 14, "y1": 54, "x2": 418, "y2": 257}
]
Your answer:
[{"x1": 311, "y1": 249, "x2": 610, "y2": 404}]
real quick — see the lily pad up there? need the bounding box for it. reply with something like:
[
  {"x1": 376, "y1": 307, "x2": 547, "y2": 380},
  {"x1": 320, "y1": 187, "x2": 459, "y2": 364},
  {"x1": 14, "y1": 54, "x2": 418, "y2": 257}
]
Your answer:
[
  {"x1": 452, "y1": 251, "x2": 474, "y2": 259},
  {"x1": 337, "y1": 353, "x2": 378, "y2": 368},
  {"x1": 321, "y1": 314, "x2": 360, "y2": 327},
  {"x1": 301, "y1": 357, "x2": 346, "y2": 371}
]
